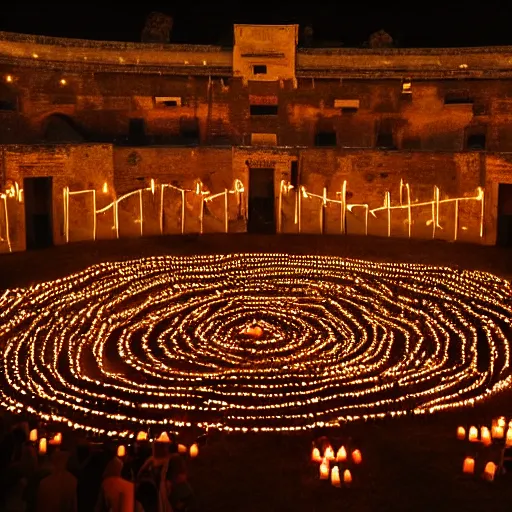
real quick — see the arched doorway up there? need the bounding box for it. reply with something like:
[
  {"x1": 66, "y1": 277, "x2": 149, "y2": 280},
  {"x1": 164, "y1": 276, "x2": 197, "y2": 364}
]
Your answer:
[{"x1": 42, "y1": 114, "x2": 85, "y2": 143}]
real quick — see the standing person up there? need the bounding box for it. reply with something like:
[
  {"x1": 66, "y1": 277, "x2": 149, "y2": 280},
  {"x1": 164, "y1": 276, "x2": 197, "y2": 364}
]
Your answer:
[
  {"x1": 136, "y1": 439, "x2": 173, "y2": 512},
  {"x1": 36, "y1": 451, "x2": 77, "y2": 512}
]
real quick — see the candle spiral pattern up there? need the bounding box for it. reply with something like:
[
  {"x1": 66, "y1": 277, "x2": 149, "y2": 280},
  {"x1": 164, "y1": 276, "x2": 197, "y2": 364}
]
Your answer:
[{"x1": 0, "y1": 254, "x2": 511, "y2": 436}]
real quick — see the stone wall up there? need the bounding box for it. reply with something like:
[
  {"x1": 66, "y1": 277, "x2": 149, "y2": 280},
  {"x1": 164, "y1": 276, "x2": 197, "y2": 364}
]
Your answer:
[
  {"x1": 2, "y1": 68, "x2": 512, "y2": 154},
  {"x1": 0, "y1": 144, "x2": 493, "y2": 254}
]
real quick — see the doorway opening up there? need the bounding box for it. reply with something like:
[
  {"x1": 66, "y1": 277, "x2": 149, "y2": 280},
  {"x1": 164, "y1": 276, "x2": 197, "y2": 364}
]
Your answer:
[
  {"x1": 497, "y1": 183, "x2": 512, "y2": 246},
  {"x1": 248, "y1": 168, "x2": 275, "y2": 234},
  {"x1": 24, "y1": 177, "x2": 53, "y2": 250}
]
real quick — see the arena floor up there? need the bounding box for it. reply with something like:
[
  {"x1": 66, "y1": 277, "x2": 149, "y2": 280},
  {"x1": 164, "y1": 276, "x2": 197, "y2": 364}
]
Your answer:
[{"x1": 1, "y1": 234, "x2": 511, "y2": 511}]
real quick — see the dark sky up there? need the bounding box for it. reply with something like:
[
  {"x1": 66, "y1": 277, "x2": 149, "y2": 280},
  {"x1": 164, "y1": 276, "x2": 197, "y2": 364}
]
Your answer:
[{"x1": 0, "y1": 2, "x2": 510, "y2": 48}]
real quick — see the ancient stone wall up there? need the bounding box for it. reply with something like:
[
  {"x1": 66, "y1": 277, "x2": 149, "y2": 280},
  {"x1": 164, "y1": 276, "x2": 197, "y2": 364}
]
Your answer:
[{"x1": 0, "y1": 145, "x2": 492, "y2": 254}]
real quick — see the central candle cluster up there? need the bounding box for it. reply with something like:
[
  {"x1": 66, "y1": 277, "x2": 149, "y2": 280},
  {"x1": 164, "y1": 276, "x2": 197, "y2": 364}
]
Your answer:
[{"x1": 0, "y1": 254, "x2": 511, "y2": 436}]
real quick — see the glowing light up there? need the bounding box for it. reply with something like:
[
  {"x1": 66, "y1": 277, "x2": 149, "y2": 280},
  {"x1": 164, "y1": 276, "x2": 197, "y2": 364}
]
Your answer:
[
  {"x1": 59, "y1": 78, "x2": 67, "y2": 85},
  {"x1": 5, "y1": 75, "x2": 13, "y2": 83},
  {"x1": 102, "y1": 183, "x2": 108, "y2": 194},
  {"x1": 463, "y1": 457, "x2": 475, "y2": 474},
  {"x1": 331, "y1": 466, "x2": 341, "y2": 487},
  {"x1": 456, "y1": 426, "x2": 465, "y2": 440},
  {"x1": 0, "y1": 254, "x2": 510, "y2": 435},
  {"x1": 117, "y1": 445, "x2": 126, "y2": 457},
  {"x1": 189, "y1": 443, "x2": 199, "y2": 458}
]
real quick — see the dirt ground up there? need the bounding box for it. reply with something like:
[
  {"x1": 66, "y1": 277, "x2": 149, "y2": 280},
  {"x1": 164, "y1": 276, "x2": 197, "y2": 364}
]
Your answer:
[{"x1": 1, "y1": 234, "x2": 511, "y2": 511}]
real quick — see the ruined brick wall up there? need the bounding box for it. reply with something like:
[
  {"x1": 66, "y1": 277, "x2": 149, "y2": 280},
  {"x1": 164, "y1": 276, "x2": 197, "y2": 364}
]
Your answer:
[
  {"x1": 1, "y1": 144, "x2": 113, "y2": 251},
  {"x1": 0, "y1": 145, "x2": 490, "y2": 254}
]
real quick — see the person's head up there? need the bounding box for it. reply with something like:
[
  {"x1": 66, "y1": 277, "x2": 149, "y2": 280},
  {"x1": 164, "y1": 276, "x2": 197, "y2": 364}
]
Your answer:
[
  {"x1": 51, "y1": 450, "x2": 70, "y2": 472},
  {"x1": 153, "y1": 441, "x2": 169, "y2": 459},
  {"x1": 103, "y1": 456, "x2": 123, "y2": 479}
]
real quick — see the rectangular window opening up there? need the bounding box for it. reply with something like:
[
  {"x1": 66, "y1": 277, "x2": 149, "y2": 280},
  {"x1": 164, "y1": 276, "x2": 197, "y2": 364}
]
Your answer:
[
  {"x1": 253, "y1": 65, "x2": 267, "y2": 75},
  {"x1": 155, "y1": 96, "x2": 182, "y2": 107},
  {"x1": 250, "y1": 104, "x2": 278, "y2": 116},
  {"x1": 444, "y1": 95, "x2": 473, "y2": 105},
  {"x1": 315, "y1": 131, "x2": 337, "y2": 146},
  {"x1": 466, "y1": 133, "x2": 486, "y2": 150}
]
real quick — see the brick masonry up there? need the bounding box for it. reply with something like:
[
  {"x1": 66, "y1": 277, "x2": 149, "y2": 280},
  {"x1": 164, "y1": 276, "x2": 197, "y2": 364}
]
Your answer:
[{"x1": 1, "y1": 25, "x2": 512, "y2": 252}]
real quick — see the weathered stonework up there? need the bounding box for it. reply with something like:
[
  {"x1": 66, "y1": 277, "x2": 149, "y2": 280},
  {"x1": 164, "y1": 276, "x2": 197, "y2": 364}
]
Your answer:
[{"x1": 0, "y1": 24, "x2": 512, "y2": 252}]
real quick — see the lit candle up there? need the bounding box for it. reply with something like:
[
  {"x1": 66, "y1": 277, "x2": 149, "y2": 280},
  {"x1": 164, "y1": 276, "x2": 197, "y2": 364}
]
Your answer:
[
  {"x1": 343, "y1": 469, "x2": 352, "y2": 484},
  {"x1": 102, "y1": 182, "x2": 108, "y2": 194},
  {"x1": 29, "y1": 429, "x2": 38, "y2": 442},
  {"x1": 189, "y1": 443, "x2": 199, "y2": 458},
  {"x1": 38, "y1": 438, "x2": 47, "y2": 455},
  {"x1": 136, "y1": 431, "x2": 148, "y2": 442},
  {"x1": 117, "y1": 445, "x2": 126, "y2": 458},
  {"x1": 483, "y1": 461, "x2": 496, "y2": 481},
  {"x1": 156, "y1": 432, "x2": 170, "y2": 443},
  {"x1": 178, "y1": 444, "x2": 187, "y2": 454},
  {"x1": 331, "y1": 466, "x2": 341, "y2": 487},
  {"x1": 456, "y1": 426, "x2": 465, "y2": 440},
  {"x1": 311, "y1": 447, "x2": 322, "y2": 463},
  {"x1": 468, "y1": 426, "x2": 478, "y2": 442},
  {"x1": 481, "y1": 427, "x2": 491, "y2": 446},
  {"x1": 506, "y1": 428, "x2": 512, "y2": 447},
  {"x1": 352, "y1": 449, "x2": 362, "y2": 464},
  {"x1": 494, "y1": 426, "x2": 504, "y2": 439},
  {"x1": 49, "y1": 433, "x2": 62, "y2": 446},
  {"x1": 319, "y1": 460, "x2": 330, "y2": 480},
  {"x1": 462, "y1": 457, "x2": 475, "y2": 474},
  {"x1": 336, "y1": 446, "x2": 347, "y2": 462},
  {"x1": 324, "y1": 445, "x2": 335, "y2": 461}
]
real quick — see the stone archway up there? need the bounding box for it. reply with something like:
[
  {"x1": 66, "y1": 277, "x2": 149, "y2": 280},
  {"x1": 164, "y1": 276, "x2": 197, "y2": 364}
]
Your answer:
[{"x1": 42, "y1": 114, "x2": 85, "y2": 143}]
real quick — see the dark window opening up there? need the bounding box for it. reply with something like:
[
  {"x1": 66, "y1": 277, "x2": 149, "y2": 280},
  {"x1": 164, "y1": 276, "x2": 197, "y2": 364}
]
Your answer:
[
  {"x1": 250, "y1": 105, "x2": 278, "y2": 116},
  {"x1": 341, "y1": 107, "x2": 358, "y2": 114},
  {"x1": 376, "y1": 120, "x2": 396, "y2": 149},
  {"x1": 162, "y1": 100, "x2": 178, "y2": 107},
  {"x1": 467, "y1": 133, "x2": 486, "y2": 150},
  {"x1": 253, "y1": 65, "x2": 267, "y2": 75},
  {"x1": 315, "y1": 131, "x2": 337, "y2": 146},
  {"x1": 128, "y1": 118, "x2": 148, "y2": 146},
  {"x1": 0, "y1": 99, "x2": 16, "y2": 110},
  {"x1": 290, "y1": 161, "x2": 298, "y2": 188},
  {"x1": 376, "y1": 131, "x2": 395, "y2": 148},
  {"x1": 180, "y1": 117, "x2": 200, "y2": 145},
  {"x1": 445, "y1": 96, "x2": 473, "y2": 105}
]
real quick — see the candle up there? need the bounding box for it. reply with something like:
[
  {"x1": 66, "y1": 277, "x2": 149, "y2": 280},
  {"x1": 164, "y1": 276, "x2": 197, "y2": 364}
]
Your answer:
[
  {"x1": 29, "y1": 429, "x2": 38, "y2": 442},
  {"x1": 319, "y1": 460, "x2": 330, "y2": 480},
  {"x1": 156, "y1": 432, "x2": 170, "y2": 443},
  {"x1": 136, "y1": 431, "x2": 148, "y2": 442},
  {"x1": 336, "y1": 446, "x2": 347, "y2": 462},
  {"x1": 38, "y1": 438, "x2": 47, "y2": 455},
  {"x1": 483, "y1": 461, "x2": 496, "y2": 481},
  {"x1": 468, "y1": 426, "x2": 478, "y2": 442},
  {"x1": 178, "y1": 444, "x2": 187, "y2": 454},
  {"x1": 506, "y1": 428, "x2": 512, "y2": 447},
  {"x1": 462, "y1": 457, "x2": 475, "y2": 474},
  {"x1": 352, "y1": 449, "x2": 362, "y2": 464},
  {"x1": 324, "y1": 446, "x2": 335, "y2": 461},
  {"x1": 49, "y1": 433, "x2": 62, "y2": 446},
  {"x1": 456, "y1": 426, "x2": 465, "y2": 440},
  {"x1": 117, "y1": 445, "x2": 126, "y2": 458},
  {"x1": 343, "y1": 469, "x2": 352, "y2": 484},
  {"x1": 189, "y1": 443, "x2": 199, "y2": 458},
  {"x1": 493, "y1": 426, "x2": 504, "y2": 439},
  {"x1": 311, "y1": 448, "x2": 322, "y2": 463},
  {"x1": 481, "y1": 427, "x2": 491, "y2": 446},
  {"x1": 331, "y1": 466, "x2": 341, "y2": 487}
]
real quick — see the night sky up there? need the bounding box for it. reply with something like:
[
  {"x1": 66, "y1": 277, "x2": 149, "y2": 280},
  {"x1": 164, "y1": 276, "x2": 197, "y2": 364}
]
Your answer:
[{"x1": 0, "y1": 2, "x2": 510, "y2": 48}]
